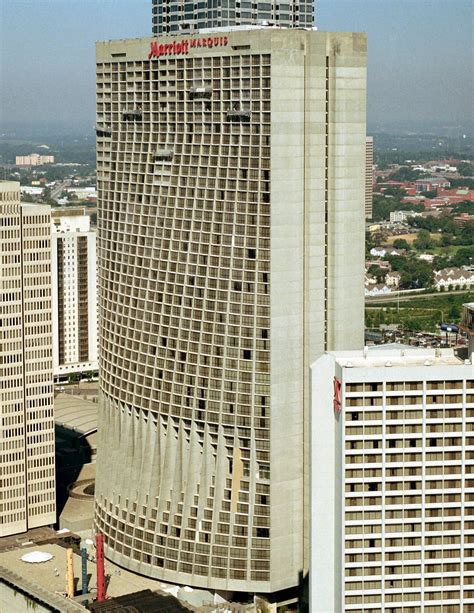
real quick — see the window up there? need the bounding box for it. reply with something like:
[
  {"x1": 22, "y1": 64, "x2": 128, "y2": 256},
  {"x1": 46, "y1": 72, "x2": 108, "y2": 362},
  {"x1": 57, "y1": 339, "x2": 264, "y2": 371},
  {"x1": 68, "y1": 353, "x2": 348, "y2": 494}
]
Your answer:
[{"x1": 256, "y1": 527, "x2": 269, "y2": 538}]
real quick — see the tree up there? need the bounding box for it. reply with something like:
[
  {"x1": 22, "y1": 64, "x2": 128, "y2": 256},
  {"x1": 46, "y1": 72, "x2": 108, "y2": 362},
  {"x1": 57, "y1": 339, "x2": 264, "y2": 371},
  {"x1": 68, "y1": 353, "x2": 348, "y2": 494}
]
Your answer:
[
  {"x1": 368, "y1": 265, "x2": 386, "y2": 283},
  {"x1": 457, "y1": 162, "x2": 474, "y2": 177},
  {"x1": 413, "y1": 229, "x2": 435, "y2": 250},
  {"x1": 389, "y1": 166, "x2": 423, "y2": 182},
  {"x1": 451, "y1": 200, "x2": 474, "y2": 215},
  {"x1": 398, "y1": 259, "x2": 433, "y2": 289},
  {"x1": 393, "y1": 238, "x2": 410, "y2": 251},
  {"x1": 440, "y1": 233, "x2": 454, "y2": 246}
]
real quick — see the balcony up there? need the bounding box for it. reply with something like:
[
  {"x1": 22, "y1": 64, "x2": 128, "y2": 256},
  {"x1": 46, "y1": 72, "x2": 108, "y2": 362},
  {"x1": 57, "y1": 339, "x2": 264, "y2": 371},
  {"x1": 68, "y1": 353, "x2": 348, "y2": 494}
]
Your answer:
[
  {"x1": 153, "y1": 149, "x2": 174, "y2": 163},
  {"x1": 122, "y1": 109, "x2": 142, "y2": 122},
  {"x1": 189, "y1": 86, "x2": 212, "y2": 100},
  {"x1": 226, "y1": 107, "x2": 251, "y2": 123},
  {"x1": 95, "y1": 125, "x2": 112, "y2": 137}
]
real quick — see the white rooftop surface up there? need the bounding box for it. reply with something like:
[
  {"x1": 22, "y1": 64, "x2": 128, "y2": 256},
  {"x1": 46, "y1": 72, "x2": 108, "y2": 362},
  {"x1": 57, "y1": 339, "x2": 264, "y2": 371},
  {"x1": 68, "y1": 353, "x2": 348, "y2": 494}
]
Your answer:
[
  {"x1": 54, "y1": 393, "x2": 97, "y2": 436},
  {"x1": 332, "y1": 347, "x2": 468, "y2": 369}
]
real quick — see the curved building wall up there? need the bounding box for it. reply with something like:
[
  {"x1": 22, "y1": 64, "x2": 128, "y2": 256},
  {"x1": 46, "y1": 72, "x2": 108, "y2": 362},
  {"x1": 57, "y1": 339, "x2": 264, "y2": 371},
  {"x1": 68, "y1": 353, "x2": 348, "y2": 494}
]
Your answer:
[{"x1": 94, "y1": 30, "x2": 366, "y2": 594}]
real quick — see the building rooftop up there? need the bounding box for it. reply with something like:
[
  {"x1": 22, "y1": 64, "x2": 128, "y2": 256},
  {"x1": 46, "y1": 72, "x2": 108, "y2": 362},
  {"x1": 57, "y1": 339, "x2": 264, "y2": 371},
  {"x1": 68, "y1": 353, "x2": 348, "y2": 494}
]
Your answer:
[
  {"x1": 55, "y1": 393, "x2": 98, "y2": 437},
  {"x1": 330, "y1": 347, "x2": 468, "y2": 369}
]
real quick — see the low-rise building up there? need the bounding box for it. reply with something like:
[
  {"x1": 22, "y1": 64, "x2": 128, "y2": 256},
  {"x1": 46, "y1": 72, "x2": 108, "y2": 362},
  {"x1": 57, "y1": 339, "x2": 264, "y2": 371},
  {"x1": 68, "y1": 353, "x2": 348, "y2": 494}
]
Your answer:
[
  {"x1": 415, "y1": 177, "x2": 451, "y2": 192},
  {"x1": 385, "y1": 271, "x2": 401, "y2": 287},
  {"x1": 365, "y1": 283, "x2": 392, "y2": 297},
  {"x1": 370, "y1": 247, "x2": 403, "y2": 258},
  {"x1": 454, "y1": 213, "x2": 474, "y2": 227},
  {"x1": 434, "y1": 267, "x2": 474, "y2": 291},
  {"x1": 389, "y1": 210, "x2": 422, "y2": 223}
]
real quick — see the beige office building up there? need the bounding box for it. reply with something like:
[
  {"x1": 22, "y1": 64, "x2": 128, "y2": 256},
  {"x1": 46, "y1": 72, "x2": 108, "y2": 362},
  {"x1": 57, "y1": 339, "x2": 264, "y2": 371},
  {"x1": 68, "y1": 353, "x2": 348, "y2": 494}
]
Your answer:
[
  {"x1": 0, "y1": 181, "x2": 55, "y2": 537},
  {"x1": 51, "y1": 209, "x2": 98, "y2": 379},
  {"x1": 94, "y1": 28, "x2": 366, "y2": 594},
  {"x1": 311, "y1": 347, "x2": 474, "y2": 612}
]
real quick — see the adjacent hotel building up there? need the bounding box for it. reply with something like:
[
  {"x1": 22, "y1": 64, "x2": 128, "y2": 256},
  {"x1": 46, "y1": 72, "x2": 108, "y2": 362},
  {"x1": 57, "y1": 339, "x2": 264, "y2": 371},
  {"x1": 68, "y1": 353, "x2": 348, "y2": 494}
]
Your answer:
[
  {"x1": 0, "y1": 181, "x2": 55, "y2": 537},
  {"x1": 152, "y1": 0, "x2": 314, "y2": 35},
  {"x1": 311, "y1": 345, "x2": 474, "y2": 612},
  {"x1": 94, "y1": 28, "x2": 366, "y2": 595},
  {"x1": 51, "y1": 209, "x2": 98, "y2": 380}
]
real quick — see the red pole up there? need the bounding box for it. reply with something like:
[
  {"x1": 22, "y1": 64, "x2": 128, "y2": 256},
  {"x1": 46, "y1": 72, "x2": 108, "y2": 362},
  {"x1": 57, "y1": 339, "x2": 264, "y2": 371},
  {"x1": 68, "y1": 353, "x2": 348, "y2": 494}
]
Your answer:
[{"x1": 96, "y1": 533, "x2": 105, "y2": 602}]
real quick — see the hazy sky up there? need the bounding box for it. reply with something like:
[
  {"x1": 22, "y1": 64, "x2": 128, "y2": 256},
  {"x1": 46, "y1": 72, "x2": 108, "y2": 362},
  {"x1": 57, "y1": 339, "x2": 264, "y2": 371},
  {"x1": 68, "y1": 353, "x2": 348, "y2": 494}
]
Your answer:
[{"x1": 0, "y1": 0, "x2": 472, "y2": 131}]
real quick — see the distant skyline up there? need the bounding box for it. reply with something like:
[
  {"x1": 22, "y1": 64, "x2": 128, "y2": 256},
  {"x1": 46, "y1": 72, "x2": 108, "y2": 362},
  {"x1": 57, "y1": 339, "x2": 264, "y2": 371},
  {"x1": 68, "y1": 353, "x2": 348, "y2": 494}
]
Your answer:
[{"x1": 0, "y1": 0, "x2": 472, "y2": 132}]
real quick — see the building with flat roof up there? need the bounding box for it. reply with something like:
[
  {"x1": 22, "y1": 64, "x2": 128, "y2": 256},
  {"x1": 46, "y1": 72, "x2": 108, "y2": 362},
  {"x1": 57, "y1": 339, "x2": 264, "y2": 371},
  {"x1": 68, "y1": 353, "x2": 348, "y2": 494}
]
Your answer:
[
  {"x1": 15, "y1": 153, "x2": 54, "y2": 166},
  {"x1": 94, "y1": 28, "x2": 366, "y2": 596},
  {"x1": 152, "y1": 0, "x2": 314, "y2": 35},
  {"x1": 51, "y1": 209, "x2": 98, "y2": 379},
  {"x1": 0, "y1": 181, "x2": 55, "y2": 537},
  {"x1": 311, "y1": 346, "x2": 474, "y2": 612}
]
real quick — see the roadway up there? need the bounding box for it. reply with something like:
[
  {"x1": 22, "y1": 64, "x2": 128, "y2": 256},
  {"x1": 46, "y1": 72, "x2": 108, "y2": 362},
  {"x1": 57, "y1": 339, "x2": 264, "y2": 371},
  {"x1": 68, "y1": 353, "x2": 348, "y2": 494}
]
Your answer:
[
  {"x1": 50, "y1": 179, "x2": 71, "y2": 201},
  {"x1": 366, "y1": 289, "x2": 472, "y2": 305}
]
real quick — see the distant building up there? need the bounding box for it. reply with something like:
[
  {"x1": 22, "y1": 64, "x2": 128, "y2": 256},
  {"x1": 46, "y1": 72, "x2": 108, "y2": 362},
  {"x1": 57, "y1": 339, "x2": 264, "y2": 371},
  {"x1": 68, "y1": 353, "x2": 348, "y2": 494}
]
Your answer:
[
  {"x1": 152, "y1": 0, "x2": 314, "y2": 35},
  {"x1": 51, "y1": 209, "x2": 98, "y2": 379},
  {"x1": 15, "y1": 153, "x2": 55, "y2": 166},
  {"x1": 311, "y1": 346, "x2": 474, "y2": 612},
  {"x1": 385, "y1": 271, "x2": 401, "y2": 287},
  {"x1": 369, "y1": 247, "x2": 403, "y2": 258},
  {"x1": 418, "y1": 253, "x2": 435, "y2": 262},
  {"x1": 365, "y1": 283, "x2": 391, "y2": 296},
  {"x1": 365, "y1": 136, "x2": 374, "y2": 219},
  {"x1": 66, "y1": 186, "x2": 98, "y2": 202},
  {"x1": 415, "y1": 177, "x2": 450, "y2": 192},
  {"x1": 434, "y1": 267, "x2": 474, "y2": 291},
  {"x1": 20, "y1": 186, "x2": 44, "y2": 197},
  {"x1": 0, "y1": 181, "x2": 55, "y2": 537},
  {"x1": 454, "y1": 213, "x2": 474, "y2": 227},
  {"x1": 460, "y1": 302, "x2": 474, "y2": 358},
  {"x1": 389, "y1": 210, "x2": 422, "y2": 223}
]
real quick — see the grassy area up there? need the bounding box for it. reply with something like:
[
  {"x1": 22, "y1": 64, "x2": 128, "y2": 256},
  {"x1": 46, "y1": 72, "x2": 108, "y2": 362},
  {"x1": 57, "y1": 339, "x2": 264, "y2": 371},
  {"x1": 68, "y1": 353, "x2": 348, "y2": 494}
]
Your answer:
[
  {"x1": 366, "y1": 291, "x2": 472, "y2": 333},
  {"x1": 385, "y1": 233, "x2": 418, "y2": 245}
]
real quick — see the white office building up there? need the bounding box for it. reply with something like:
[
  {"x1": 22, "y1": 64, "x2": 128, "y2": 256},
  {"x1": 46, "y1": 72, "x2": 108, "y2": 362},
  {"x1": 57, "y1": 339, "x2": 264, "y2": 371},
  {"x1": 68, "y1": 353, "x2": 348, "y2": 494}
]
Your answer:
[{"x1": 311, "y1": 345, "x2": 474, "y2": 612}]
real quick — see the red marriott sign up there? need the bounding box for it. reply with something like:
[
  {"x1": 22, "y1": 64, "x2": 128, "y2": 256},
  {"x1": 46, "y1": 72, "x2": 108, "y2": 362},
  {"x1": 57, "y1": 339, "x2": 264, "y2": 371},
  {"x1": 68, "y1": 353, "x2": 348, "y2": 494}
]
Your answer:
[{"x1": 148, "y1": 36, "x2": 229, "y2": 59}]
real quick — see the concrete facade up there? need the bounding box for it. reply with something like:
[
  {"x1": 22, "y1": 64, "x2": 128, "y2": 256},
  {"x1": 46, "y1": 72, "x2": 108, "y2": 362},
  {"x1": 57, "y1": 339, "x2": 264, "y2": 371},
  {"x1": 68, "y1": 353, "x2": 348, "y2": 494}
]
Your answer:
[
  {"x1": 311, "y1": 347, "x2": 474, "y2": 612},
  {"x1": 94, "y1": 29, "x2": 366, "y2": 594},
  {"x1": 51, "y1": 209, "x2": 98, "y2": 378},
  {"x1": 365, "y1": 135, "x2": 373, "y2": 219},
  {"x1": 0, "y1": 181, "x2": 55, "y2": 537}
]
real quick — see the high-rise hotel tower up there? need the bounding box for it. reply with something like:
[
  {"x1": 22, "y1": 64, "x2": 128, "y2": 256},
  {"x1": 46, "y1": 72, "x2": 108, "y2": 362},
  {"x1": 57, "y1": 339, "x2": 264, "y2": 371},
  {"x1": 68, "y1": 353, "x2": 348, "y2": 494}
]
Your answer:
[
  {"x1": 152, "y1": 0, "x2": 314, "y2": 35},
  {"x1": 94, "y1": 29, "x2": 367, "y2": 593},
  {"x1": 0, "y1": 181, "x2": 55, "y2": 537}
]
